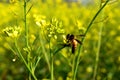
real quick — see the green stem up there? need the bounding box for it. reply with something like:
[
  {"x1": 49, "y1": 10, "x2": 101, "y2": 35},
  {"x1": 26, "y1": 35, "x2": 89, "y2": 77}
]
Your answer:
[
  {"x1": 53, "y1": 46, "x2": 66, "y2": 55},
  {"x1": 51, "y1": 55, "x2": 54, "y2": 80},
  {"x1": 14, "y1": 39, "x2": 37, "y2": 80},
  {"x1": 93, "y1": 1, "x2": 104, "y2": 80},
  {"x1": 39, "y1": 32, "x2": 50, "y2": 70},
  {"x1": 93, "y1": 18, "x2": 103, "y2": 80},
  {"x1": 72, "y1": 55, "x2": 76, "y2": 80},
  {"x1": 49, "y1": 39, "x2": 54, "y2": 80},
  {"x1": 23, "y1": 0, "x2": 37, "y2": 79},
  {"x1": 73, "y1": 0, "x2": 110, "y2": 79},
  {"x1": 24, "y1": 0, "x2": 29, "y2": 47}
]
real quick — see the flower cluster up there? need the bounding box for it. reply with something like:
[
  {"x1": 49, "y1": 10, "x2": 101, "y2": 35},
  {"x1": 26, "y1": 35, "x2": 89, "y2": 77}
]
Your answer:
[
  {"x1": 47, "y1": 18, "x2": 64, "y2": 39},
  {"x1": 34, "y1": 14, "x2": 65, "y2": 39},
  {"x1": 3, "y1": 26, "x2": 21, "y2": 38},
  {"x1": 33, "y1": 14, "x2": 47, "y2": 27}
]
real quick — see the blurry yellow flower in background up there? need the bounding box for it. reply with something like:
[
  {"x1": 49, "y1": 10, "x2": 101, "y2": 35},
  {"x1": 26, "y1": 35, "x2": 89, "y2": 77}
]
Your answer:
[
  {"x1": 56, "y1": 0, "x2": 62, "y2": 4},
  {"x1": 33, "y1": 14, "x2": 47, "y2": 27},
  {"x1": 86, "y1": 66, "x2": 93, "y2": 73},
  {"x1": 110, "y1": 30, "x2": 116, "y2": 36},
  {"x1": 30, "y1": 34, "x2": 36, "y2": 44},
  {"x1": 118, "y1": 56, "x2": 120, "y2": 62},
  {"x1": 55, "y1": 60, "x2": 61, "y2": 66},
  {"x1": 58, "y1": 76, "x2": 63, "y2": 80},
  {"x1": 9, "y1": 0, "x2": 18, "y2": 4},
  {"x1": 97, "y1": 75, "x2": 101, "y2": 80},
  {"x1": 101, "y1": 68, "x2": 107, "y2": 73},
  {"x1": 115, "y1": 36, "x2": 120, "y2": 42},
  {"x1": 118, "y1": 25, "x2": 120, "y2": 31}
]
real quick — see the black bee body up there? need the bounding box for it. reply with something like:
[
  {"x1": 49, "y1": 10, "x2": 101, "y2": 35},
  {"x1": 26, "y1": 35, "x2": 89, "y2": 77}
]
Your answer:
[{"x1": 65, "y1": 34, "x2": 83, "y2": 53}]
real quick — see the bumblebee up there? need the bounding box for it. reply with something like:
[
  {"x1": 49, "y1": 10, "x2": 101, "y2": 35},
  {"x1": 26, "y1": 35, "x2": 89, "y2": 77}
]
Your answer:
[{"x1": 64, "y1": 34, "x2": 84, "y2": 54}]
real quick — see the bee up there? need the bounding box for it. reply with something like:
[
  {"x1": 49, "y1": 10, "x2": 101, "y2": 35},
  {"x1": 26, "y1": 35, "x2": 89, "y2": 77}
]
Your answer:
[{"x1": 64, "y1": 34, "x2": 84, "y2": 54}]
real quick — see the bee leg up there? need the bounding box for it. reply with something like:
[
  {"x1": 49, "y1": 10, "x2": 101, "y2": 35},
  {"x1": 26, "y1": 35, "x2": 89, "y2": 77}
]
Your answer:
[
  {"x1": 75, "y1": 39, "x2": 82, "y2": 45},
  {"x1": 72, "y1": 46, "x2": 75, "y2": 54},
  {"x1": 63, "y1": 44, "x2": 70, "y2": 47}
]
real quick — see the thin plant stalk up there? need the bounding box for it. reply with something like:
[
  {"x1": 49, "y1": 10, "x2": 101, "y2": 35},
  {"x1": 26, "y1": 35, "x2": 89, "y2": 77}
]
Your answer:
[
  {"x1": 24, "y1": 0, "x2": 29, "y2": 47},
  {"x1": 14, "y1": 38, "x2": 37, "y2": 80},
  {"x1": 49, "y1": 39, "x2": 54, "y2": 80},
  {"x1": 72, "y1": 55, "x2": 76, "y2": 80},
  {"x1": 53, "y1": 46, "x2": 66, "y2": 55},
  {"x1": 72, "y1": 0, "x2": 110, "y2": 80},
  {"x1": 39, "y1": 31, "x2": 50, "y2": 70},
  {"x1": 23, "y1": 0, "x2": 37, "y2": 79},
  {"x1": 24, "y1": 0, "x2": 31, "y2": 79},
  {"x1": 93, "y1": 1, "x2": 104, "y2": 80},
  {"x1": 51, "y1": 55, "x2": 54, "y2": 80}
]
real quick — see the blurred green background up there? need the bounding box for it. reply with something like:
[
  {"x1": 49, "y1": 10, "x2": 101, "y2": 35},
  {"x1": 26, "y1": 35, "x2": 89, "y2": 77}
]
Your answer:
[{"x1": 0, "y1": 0, "x2": 120, "y2": 80}]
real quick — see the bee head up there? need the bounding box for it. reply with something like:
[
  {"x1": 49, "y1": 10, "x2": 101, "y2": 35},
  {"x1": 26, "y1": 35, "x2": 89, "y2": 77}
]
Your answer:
[
  {"x1": 70, "y1": 34, "x2": 74, "y2": 40},
  {"x1": 66, "y1": 34, "x2": 74, "y2": 40}
]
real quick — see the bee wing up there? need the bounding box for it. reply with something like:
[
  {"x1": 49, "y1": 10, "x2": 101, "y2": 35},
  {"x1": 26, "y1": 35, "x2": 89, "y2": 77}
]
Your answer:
[{"x1": 75, "y1": 39, "x2": 82, "y2": 45}]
